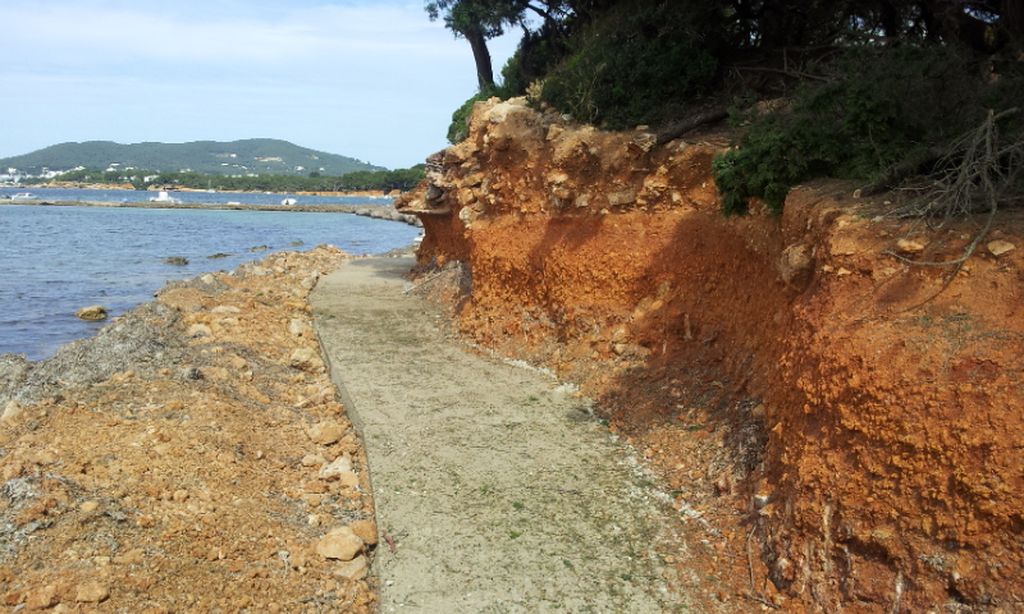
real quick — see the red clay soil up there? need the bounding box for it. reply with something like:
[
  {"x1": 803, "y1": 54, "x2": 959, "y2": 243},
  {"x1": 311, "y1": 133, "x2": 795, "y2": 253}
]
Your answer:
[{"x1": 396, "y1": 98, "x2": 1024, "y2": 612}]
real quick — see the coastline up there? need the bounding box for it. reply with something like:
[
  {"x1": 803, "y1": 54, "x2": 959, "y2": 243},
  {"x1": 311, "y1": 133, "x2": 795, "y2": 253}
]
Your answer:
[
  {"x1": 0, "y1": 247, "x2": 381, "y2": 611},
  {"x1": 0, "y1": 198, "x2": 422, "y2": 227},
  {"x1": 31, "y1": 183, "x2": 397, "y2": 199}
]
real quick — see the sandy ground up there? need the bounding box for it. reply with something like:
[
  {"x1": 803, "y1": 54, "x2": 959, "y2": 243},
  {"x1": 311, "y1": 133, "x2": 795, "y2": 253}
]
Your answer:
[{"x1": 311, "y1": 257, "x2": 699, "y2": 613}]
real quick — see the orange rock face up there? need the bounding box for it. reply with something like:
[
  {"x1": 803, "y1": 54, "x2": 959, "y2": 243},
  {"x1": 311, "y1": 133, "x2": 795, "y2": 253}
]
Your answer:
[{"x1": 400, "y1": 97, "x2": 1024, "y2": 611}]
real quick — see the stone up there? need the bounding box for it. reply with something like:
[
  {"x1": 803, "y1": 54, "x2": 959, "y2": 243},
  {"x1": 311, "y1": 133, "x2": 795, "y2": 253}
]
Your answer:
[
  {"x1": 26, "y1": 585, "x2": 59, "y2": 610},
  {"x1": 289, "y1": 348, "x2": 322, "y2": 372},
  {"x1": 332, "y1": 555, "x2": 369, "y2": 580},
  {"x1": 318, "y1": 454, "x2": 353, "y2": 480},
  {"x1": 301, "y1": 454, "x2": 326, "y2": 468},
  {"x1": 778, "y1": 244, "x2": 813, "y2": 286},
  {"x1": 307, "y1": 421, "x2": 345, "y2": 445},
  {"x1": 76, "y1": 305, "x2": 108, "y2": 321},
  {"x1": 315, "y1": 527, "x2": 364, "y2": 561},
  {"x1": 211, "y1": 305, "x2": 241, "y2": 314},
  {"x1": 80, "y1": 500, "x2": 100, "y2": 513},
  {"x1": 187, "y1": 323, "x2": 212, "y2": 338},
  {"x1": 896, "y1": 238, "x2": 925, "y2": 254},
  {"x1": 606, "y1": 189, "x2": 637, "y2": 207},
  {"x1": 987, "y1": 240, "x2": 1015, "y2": 257},
  {"x1": 163, "y1": 256, "x2": 189, "y2": 266},
  {"x1": 172, "y1": 489, "x2": 189, "y2": 502},
  {"x1": 289, "y1": 319, "x2": 311, "y2": 337},
  {"x1": 349, "y1": 519, "x2": 378, "y2": 546},
  {"x1": 75, "y1": 582, "x2": 109, "y2": 603},
  {"x1": 2, "y1": 400, "x2": 23, "y2": 423}
]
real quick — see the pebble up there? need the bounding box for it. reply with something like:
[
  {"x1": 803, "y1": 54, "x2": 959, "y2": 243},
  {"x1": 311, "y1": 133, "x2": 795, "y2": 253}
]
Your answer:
[
  {"x1": 988, "y1": 239, "x2": 1016, "y2": 257},
  {"x1": 318, "y1": 454, "x2": 353, "y2": 480},
  {"x1": 315, "y1": 527, "x2": 364, "y2": 561},
  {"x1": 301, "y1": 454, "x2": 327, "y2": 467},
  {"x1": 348, "y1": 519, "x2": 378, "y2": 546},
  {"x1": 25, "y1": 585, "x2": 59, "y2": 610},
  {"x1": 307, "y1": 421, "x2": 344, "y2": 445},
  {"x1": 332, "y1": 555, "x2": 369, "y2": 580},
  {"x1": 187, "y1": 323, "x2": 212, "y2": 338},
  {"x1": 289, "y1": 318, "x2": 312, "y2": 337},
  {"x1": 75, "y1": 581, "x2": 109, "y2": 603},
  {"x1": 896, "y1": 238, "x2": 925, "y2": 254},
  {"x1": 80, "y1": 500, "x2": 100, "y2": 513},
  {"x1": 290, "y1": 348, "x2": 322, "y2": 372}
]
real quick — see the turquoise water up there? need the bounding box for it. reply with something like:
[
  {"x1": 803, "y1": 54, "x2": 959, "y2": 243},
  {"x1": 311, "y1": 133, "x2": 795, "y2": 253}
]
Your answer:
[{"x1": 0, "y1": 204, "x2": 419, "y2": 360}]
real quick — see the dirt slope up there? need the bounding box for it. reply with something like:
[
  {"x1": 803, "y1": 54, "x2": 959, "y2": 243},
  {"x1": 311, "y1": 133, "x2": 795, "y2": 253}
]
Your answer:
[{"x1": 396, "y1": 97, "x2": 1024, "y2": 612}]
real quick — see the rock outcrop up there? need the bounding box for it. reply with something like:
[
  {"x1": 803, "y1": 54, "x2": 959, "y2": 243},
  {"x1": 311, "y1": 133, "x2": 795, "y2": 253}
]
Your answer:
[{"x1": 396, "y1": 97, "x2": 1024, "y2": 611}]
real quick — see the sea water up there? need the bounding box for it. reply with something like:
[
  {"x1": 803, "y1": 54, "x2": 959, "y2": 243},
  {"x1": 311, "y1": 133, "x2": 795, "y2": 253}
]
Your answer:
[{"x1": 0, "y1": 203, "x2": 420, "y2": 359}]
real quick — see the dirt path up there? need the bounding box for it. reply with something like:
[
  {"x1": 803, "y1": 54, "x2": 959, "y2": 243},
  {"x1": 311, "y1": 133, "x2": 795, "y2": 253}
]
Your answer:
[{"x1": 311, "y1": 257, "x2": 688, "y2": 613}]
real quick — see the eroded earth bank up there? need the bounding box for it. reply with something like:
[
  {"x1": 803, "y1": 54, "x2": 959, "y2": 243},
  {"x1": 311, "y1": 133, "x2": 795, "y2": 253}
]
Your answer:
[
  {"x1": 0, "y1": 247, "x2": 380, "y2": 612},
  {"x1": 396, "y1": 98, "x2": 1024, "y2": 612}
]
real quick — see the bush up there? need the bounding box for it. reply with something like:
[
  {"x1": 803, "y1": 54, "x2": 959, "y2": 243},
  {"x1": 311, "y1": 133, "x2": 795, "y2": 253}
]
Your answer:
[
  {"x1": 538, "y1": 0, "x2": 720, "y2": 129},
  {"x1": 447, "y1": 85, "x2": 512, "y2": 144},
  {"x1": 713, "y1": 46, "x2": 1024, "y2": 215}
]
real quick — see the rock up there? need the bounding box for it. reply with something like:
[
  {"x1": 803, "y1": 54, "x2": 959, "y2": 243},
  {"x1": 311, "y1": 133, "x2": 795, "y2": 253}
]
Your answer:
[
  {"x1": 896, "y1": 238, "x2": 925, "y2": 254},
  {"x1": 26, "y1": 585, "x2": 59, "y2": 610},
  {"x1": 187, "y1": 323, "x2": 212, "y2": 338},
  {"x1": 987, "y1": 240, "x2": 1016, "y2": 257},
  {"x1": 249, "y1": 245, "x2": 270, "y2": 253},
  {"x1": 80, "y1": 500, "x2": 100, "y2": 513},
  {"x1": 778, "y1": 244, "x2": 813, "y2": 286},
  {"x1": 606, "y1": 189, "x2": 637, "y2": 207},
  {"x1": 289, "y1": 319, "x2": 312, "y2": 337},
  {"x1": 2, "y1": 400, "x2": 23, "y2": 423},
  {"x1": 315, "y1": 527, "x2": 364, "y2": 561},
  {"x1": 319, "y1": 454, "x2": 353, "y2": 480},
  {"x1": 349, "y1": 519, "x2": 378, "y2": 546},
  {"x1": 172, "y1": 489, "x2": 189, "y2": 502},
  {"x1": 289, "y1": 348, "x2": 322, "y2": 372},
  {"x1": 332, "y1": 554, "x2": 369, "y2": 580},
  {"x1": 211, "y1": 305, "x2": 241, "y2": 314},
  {"x1": 163, "y1": 256, "x2": 189, "y2": 266},
  {"x1": 307, "y1": 421, "x2": 345, "y2": 445},
  {"x1": 301, "y1": 454, "x2": 326, "y2": 468},
  {"x1": 75, "y1": 582, "x2": 109, "y2": 603},
  {"x1": 76, "y1": 305, "x2": 108, "y2": 321},
  {"x1": 207, "y1": 252, "x2": 231, "y2": 259}
]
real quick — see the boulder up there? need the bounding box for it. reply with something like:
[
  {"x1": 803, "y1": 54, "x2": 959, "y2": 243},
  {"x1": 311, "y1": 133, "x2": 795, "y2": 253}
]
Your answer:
[
  {"x1": 76, "y1": 305, "x2": 108, "y2": 321},
  {"x1": 315, "y1": 527, "x2": 364, "y2": 561}
]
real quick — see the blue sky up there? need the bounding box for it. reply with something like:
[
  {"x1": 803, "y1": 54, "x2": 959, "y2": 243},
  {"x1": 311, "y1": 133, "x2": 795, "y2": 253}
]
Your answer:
[{"x1": 0, "y1": 0, "x2": 521, "y2": 168}]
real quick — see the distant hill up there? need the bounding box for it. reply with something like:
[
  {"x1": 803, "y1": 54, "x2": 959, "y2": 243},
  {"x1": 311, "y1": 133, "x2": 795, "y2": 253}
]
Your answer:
[{"x1": 0, "y1": 139, "x2": 384, "y2": 176}]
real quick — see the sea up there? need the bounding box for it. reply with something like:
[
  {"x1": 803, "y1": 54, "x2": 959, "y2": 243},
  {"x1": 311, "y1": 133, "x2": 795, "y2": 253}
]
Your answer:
[{"x1": 0, "y1": 187, "x2": 420, "y2": 360}]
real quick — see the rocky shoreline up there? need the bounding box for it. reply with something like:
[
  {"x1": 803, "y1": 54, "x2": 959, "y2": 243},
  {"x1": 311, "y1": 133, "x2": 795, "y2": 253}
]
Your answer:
[{"x1": 0, "y1": 247, "x2": 380, "y2": 612}]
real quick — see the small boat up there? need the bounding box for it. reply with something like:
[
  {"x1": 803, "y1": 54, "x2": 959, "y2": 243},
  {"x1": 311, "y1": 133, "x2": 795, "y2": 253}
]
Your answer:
[
  {"x1": 281, "y1": 197, "x2": 298, "y2": 206},
  {"x1": 149, "y1": 191, "x2": 182, "y2": 204},
  {"x1": 11, "y1": 192, "x2": 36, "y2": 200}
]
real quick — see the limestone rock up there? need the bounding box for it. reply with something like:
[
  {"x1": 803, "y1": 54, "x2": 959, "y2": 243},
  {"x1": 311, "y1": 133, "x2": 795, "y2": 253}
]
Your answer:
[
  {"x1": 75, "y1": 582, "x2": 109, "y2": 603},
  {"x1": 26, "y1": 585, "x2": 59, "y2": 610},
  {"x1": 211, "y1": 305, "x2": 241, "y2": 314},
  {"x1": 349, "y1": 519, "x2": 378, "y2": 546},
  {"x1": 606, "y1": 189, "x2": 637, "y2": 207},
  {"x1": 289, "y1": 319, "x2": 312, "y2": 337},
  {"x1": 307, "y1": 421, "x2": 344, "y2": 445},
  {"x1": 319, "y1": 454, "x2": 353, "y2": 480},
  {"x1": 779, "y1": 244, "x2": 813, "y2": 286},
  {"x1": 332, "y1": 554, "x2": 369, "y2": 580},
  {"x1": 163, "y1": 256, "x2": 189, "y2": 266},
  {"x1": 896, "y1": 238, "x2": 925, "y2": 254},
  {"x1": 76, "y1": 305, "x2": 108, "y2": 321},
  {"x1": 2, "y1": 400, "x2": 23, "y2": 423},
  {"x1": 315, "y1": 527, "x2": 364, "y2": 561},
  {"x1": 289, "y1": 348, "x2": 322, "y2": 372},
  {"x1": 79, "y1": 500, "x2": 100, "y2": 513},
  {"x1": 187, "y1": 323, "x2": 212, "y2": 338},
  {"x1": 987, "y1": 240, "x2": 1016, "y2": 257},
  {"x1": 301, "y1": 454, "x2": 326, "y2": 468}
]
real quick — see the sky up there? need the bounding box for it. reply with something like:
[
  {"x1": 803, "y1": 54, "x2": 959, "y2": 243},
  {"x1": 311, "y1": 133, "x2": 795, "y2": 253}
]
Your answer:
[{"x1": 0, "y1": 0, "x2": 522, "y2": 169}]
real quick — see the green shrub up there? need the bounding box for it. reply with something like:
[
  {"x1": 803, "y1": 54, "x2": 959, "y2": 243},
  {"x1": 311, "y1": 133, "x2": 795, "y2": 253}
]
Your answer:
[
  {"x1": 538, "y1": 0, "x2": 721, "y2": 129},
  {"x1": 713, "y1": 46, "x2": 1023, "y2": 215},
  {"x1": 447, "y1": 85, "x2": 510, "y2": 144}
]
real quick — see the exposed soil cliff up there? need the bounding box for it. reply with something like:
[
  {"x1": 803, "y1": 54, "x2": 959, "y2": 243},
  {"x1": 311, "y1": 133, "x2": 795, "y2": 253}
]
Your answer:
[{"x1": 397, "y1": 98, "x2": 1024, "y2": 612}]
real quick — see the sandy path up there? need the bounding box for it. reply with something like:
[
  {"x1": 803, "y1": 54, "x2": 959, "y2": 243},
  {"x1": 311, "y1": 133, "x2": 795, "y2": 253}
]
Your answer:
[{"x1": 311, "y1": 257, "x2": 686, "y2": 613}]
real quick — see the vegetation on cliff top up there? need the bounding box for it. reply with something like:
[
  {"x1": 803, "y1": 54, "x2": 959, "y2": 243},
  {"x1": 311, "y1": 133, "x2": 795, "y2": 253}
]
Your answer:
[{"x1": 433, "y1": 0, "x2": 1024, "y2": 215}]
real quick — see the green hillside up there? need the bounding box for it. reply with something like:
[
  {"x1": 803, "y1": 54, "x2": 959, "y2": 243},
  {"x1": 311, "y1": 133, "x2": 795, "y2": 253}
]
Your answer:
[{"x1": 0, "y1": 139, "x2": 383, "y2": 176}]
